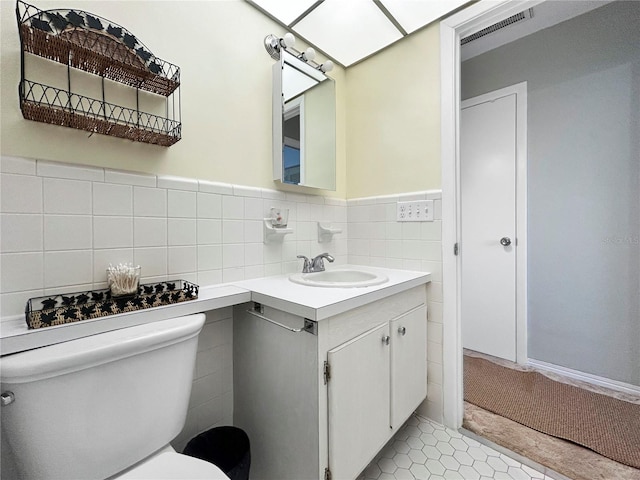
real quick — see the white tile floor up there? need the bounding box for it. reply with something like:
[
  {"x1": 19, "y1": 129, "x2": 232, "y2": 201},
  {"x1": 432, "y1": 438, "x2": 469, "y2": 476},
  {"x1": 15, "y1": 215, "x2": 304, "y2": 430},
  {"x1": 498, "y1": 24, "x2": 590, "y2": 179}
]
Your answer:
[{"x1": 358, "y1": 415, "x2": 553, "y2": 480}]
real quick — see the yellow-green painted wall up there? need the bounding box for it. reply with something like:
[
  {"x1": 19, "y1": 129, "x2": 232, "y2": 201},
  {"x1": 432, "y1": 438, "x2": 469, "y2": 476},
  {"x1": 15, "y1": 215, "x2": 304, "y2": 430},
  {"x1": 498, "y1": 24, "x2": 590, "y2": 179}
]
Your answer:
[
  {"x1": 0, "y1": 0, "x2": 347, "y2": 198},
  {"x1": 345, "y1": 24, "x2": 441, "y2": 199},
  {"x1": 2, "y1": 1, "x2": 443, "y2": 201}
]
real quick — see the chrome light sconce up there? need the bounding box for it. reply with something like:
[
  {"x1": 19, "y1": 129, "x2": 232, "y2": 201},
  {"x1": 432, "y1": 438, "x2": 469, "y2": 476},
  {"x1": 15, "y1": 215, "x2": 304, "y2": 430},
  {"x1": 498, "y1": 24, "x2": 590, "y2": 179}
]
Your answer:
[{"x1": 264, "y1": 33, "x2": 334, "y2": 73}]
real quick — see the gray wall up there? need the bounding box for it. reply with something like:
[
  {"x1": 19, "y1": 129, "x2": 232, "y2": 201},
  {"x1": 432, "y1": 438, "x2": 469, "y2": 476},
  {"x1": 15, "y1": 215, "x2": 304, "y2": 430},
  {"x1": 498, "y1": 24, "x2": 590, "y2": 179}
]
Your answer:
[{"x1": 462, "y1": 1, "x2": 640, "y2": 386}]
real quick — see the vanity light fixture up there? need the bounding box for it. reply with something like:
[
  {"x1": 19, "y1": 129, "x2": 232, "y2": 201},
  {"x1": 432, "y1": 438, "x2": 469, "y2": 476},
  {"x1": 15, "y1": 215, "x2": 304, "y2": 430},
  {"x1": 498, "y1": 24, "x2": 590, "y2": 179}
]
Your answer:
[
  {"x1": 264, "y1": 32, "x2": 333, "y2": 74},
  {"x1": 298, "y1": 47, "x2": 316, "y2": 62},
  {"x1": 319, "y1": 60, "x2": 334, "y2": 72},
  {"x1": 264, "y1": 33, "x2": 296, "y2": 60}
]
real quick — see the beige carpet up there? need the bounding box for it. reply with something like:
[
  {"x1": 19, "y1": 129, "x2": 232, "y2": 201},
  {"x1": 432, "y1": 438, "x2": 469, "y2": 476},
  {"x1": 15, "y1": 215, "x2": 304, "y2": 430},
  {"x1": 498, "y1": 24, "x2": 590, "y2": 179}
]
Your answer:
[{"x1": 464, "y1": 356, "x2": 640, "y2": 470}]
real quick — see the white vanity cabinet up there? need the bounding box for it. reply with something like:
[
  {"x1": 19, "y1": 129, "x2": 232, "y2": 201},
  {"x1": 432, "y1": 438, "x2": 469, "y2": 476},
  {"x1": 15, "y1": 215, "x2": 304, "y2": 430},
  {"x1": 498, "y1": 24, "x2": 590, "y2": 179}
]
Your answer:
[{"x1": 233, "y1": 285, "x2": 427, "y2": 480}]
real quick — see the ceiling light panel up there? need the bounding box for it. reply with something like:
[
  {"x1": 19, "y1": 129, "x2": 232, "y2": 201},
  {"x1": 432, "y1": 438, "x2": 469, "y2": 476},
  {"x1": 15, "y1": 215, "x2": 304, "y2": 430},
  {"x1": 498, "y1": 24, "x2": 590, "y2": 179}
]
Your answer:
[
  {"x1": 294, "y1": 0, "x2": 403, "y2": 67},
  {"x1": 379, "y1": 0, "x2": 470, "y2": 33},
  {"x1": 250, "y1": 0, "x2": 319, "y2": 26}
]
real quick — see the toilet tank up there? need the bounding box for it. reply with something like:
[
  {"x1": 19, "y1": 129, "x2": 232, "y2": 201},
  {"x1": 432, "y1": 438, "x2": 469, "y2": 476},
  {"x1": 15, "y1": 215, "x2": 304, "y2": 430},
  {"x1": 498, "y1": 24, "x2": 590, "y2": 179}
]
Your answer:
[{"x1": 0, "y1": 313, "x2": 206, "y2": 480}]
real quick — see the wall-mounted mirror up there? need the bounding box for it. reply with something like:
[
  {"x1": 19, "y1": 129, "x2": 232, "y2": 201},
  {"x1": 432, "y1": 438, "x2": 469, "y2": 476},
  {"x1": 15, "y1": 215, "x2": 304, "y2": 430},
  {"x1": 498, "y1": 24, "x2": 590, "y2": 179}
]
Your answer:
[{"x1": 272, "y1": 50, "x2": 336, "y2": 190}]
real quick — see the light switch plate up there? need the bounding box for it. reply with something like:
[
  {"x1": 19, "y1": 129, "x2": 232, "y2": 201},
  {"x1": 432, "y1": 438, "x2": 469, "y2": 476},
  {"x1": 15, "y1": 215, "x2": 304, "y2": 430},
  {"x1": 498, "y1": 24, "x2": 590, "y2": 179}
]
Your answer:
[{"x1": 397, "y1": 200, "x2": 434, "y2": 222}]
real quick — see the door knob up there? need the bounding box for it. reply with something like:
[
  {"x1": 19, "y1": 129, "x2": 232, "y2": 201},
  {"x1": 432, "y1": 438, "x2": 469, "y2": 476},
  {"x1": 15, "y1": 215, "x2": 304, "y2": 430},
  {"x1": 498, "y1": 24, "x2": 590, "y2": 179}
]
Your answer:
[{"x1": 500, "y1": 237, "x2": 511, "y2": 246}]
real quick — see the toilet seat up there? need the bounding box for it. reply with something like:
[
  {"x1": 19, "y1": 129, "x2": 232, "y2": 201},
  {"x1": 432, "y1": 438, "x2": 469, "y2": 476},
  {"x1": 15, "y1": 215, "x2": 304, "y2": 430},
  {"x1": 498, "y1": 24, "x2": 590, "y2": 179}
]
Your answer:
[{"x1": 115, "y1": 452, "x2": 230, "y2": 480}]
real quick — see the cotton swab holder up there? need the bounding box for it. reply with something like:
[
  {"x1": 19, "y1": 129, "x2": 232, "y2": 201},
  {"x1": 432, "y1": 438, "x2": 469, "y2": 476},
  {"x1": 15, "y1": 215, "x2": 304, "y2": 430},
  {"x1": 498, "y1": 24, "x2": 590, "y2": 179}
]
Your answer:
[{"x1": 107, "y1": 263, "x2": 141, "y2": 297}]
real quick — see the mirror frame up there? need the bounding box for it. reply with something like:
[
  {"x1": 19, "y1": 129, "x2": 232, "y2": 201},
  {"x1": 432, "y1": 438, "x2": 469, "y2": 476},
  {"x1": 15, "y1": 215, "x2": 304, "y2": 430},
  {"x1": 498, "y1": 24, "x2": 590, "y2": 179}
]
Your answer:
[{"x1": 272, "y1": 50, "x2": 336, "y2": 190}]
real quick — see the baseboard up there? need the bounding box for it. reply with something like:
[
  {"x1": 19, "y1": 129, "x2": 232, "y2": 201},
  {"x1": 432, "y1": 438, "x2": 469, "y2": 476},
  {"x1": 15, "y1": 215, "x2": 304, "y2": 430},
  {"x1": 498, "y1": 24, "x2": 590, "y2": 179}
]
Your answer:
[{"x1": 528, "y1": 358, "x2": 640, "y2": 396}]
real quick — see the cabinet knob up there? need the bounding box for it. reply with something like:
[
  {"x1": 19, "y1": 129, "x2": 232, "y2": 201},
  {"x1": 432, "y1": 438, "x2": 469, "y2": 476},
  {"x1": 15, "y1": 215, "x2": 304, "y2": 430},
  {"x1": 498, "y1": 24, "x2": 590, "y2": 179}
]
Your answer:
[
  {"x1": 398, "y1": 326, "x2": 406, "y2": 336},
  {"x1": 382, "y1": 335, "x2": 390, "y2": 346}
]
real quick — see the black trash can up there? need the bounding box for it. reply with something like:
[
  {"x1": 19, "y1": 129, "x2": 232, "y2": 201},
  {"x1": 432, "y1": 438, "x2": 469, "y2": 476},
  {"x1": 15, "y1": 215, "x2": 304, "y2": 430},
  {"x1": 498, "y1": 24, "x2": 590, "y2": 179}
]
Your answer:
[{"x1": 183, "y1": 426, "x2": 250, "y2": 480}]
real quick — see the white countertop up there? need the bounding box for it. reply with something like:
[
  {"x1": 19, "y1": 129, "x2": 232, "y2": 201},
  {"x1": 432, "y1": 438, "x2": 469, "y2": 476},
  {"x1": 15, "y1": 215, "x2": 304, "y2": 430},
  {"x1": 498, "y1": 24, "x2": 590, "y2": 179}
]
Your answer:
[
  {"x1": 234, "y1": 265, "x2": 431, "y2": 321},
  {"x1": 0, "y1": 285, "x2": 251, "y2": 356},
  {"x1": 0, "y1": 266, "x2": 430, "y2": 355}
]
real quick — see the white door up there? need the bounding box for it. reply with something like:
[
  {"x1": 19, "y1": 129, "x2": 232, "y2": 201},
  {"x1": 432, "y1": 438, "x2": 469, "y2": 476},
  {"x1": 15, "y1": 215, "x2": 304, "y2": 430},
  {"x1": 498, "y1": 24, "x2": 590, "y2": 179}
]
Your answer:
[
  {"x1": 327, "y1": 323, "x2": 390, "y2": 480},
  {"x1": 461, "y1": 89, "x2": 522, "y2": 362}
]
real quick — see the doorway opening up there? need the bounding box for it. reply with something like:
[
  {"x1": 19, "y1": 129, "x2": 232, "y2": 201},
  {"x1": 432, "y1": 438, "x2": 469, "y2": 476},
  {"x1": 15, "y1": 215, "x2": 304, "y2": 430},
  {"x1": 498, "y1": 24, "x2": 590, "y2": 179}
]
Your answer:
[{"x1": 441, "y1": 1, "x2": 640, "y2": 478}]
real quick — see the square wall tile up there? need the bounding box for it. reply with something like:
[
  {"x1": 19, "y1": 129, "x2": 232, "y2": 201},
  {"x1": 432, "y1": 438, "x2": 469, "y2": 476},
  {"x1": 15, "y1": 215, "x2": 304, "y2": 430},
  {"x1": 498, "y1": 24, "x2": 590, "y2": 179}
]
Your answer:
[
  {"x1": 1, "y1": 289, "x2": 43, "y2": 318},
  {"x1": 222, "y1": 196, "x2": 244, "y2": 219},
  {"x1": 222, "y1": 244, "x2": 243, "y2": 268},
  {"x1": 134, "y1": 217, "x2": 167, "y2": 247},
  {"x1": 134, "y1": 247, "x2": 167, "y2": 278},
  {"x1": 93, "y1": 183, "x2": 133, "y2": 216},
  {"x1": 197, "y1": 245, "x2": 222, "y2": 271},
  {"x1": 168, "y1": 246, "x2": 196, "y2": 275},
  {"x1": 168, "y1": 218, "x2": 196, "y2": 246},
  {"x1": 93, "y1": 217, "x2": 133, "y2": 249},
  {"x1": 44, "y1": 250, "x2": 92, "y2": 288},
  {"x1": 168, "y1": 190, "x2": 196, "y2": 218},
  {"x1": 244, "y1": 243, "x2": 263, "y2": 266},
  {"x1": 1, "y1": 173, "x2": 42, "y2": 213},
  {"x1": 244, "y1": 197, "x2": 264, "y2": 220},
  {"x1": 44, "y1": 283, "x2": 93, "y2": 296},
  {"x1": 222, "y1": 267, "x2": 244, "y2": 282},
  {"x1": 93, "y1": 248, "x2": 134, "y2": 283},
  {"x1": 197, "y1": 193, "x2": 222, "y2": 219},
  {"x1": 244, "y1": 220, "x2": 262, "y2": 244},
  {"x1": 44, "y1": 215, "x2": 92, "y2": 251},
  {"x1": 222, "y1": 220, "x2": 243, "y2": 244},
  {"x1": 134, "y1": 187, "x2": 166, "y2": 217},
  {"x1": 198, "y1": 269, "x2": 222, "y2": 286},
  {"x1": 244, "y1": 264, "x2": 264, "y2": 280},
  {"x1": 43, "y1": 178, "x2": 91, "y2": 214},
  {"x1": 263, "y1": 242, "x2": 283, "y2": 264},
  {"x1": 1, "y1": 214, "x2": 43, "y2": 252},
  {"x1": 197, "y1": 219, "x2": 222, "y2": 245},
  {"x1": 0, "y1": 252, "x2": 43, "y2": 293}
]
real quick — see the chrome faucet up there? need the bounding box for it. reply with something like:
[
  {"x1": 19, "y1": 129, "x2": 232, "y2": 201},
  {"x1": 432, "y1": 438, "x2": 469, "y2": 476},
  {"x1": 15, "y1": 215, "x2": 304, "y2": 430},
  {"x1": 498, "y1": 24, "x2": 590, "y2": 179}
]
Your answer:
[{"x1": 297, "y1": 253, "x2": 335, "y2": 273}]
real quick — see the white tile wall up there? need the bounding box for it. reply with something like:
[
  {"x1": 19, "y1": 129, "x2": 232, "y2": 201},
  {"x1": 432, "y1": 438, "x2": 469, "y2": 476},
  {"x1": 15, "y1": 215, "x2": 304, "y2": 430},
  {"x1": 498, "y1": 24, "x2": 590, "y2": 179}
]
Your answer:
[
  {"x1": 43, "y1": 178, "x2": 91, "y2": 214},
  {"x1": 345, "y1": 190, "x2": 444, "y2": 423},
  {"x1": 93, "y1": 183, "x2": 133, "y2": 216},
  {"x1": 172, "y1": 308, "x2": 234, "y2": 454},
  {"x1": 0, "y1": 156, "x2": 347, "y2": 320},
  {"x1": 133, "y1": 186, "x2": 167, "y2": 217}
]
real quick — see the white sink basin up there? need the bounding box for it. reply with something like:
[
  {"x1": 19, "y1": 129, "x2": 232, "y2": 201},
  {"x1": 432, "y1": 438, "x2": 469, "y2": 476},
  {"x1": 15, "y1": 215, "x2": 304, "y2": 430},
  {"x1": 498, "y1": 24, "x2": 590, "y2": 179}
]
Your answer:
[{"x1": 289, "y1": 269, "x2": 388, "y2": 288}]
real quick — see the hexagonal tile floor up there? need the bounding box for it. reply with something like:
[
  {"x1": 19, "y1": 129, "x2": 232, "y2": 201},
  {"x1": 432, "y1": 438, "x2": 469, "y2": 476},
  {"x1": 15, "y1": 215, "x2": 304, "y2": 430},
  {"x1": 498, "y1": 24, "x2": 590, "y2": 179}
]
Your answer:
[{"x1": 357, "y1": 415, "x2": 553, "y2": 480}]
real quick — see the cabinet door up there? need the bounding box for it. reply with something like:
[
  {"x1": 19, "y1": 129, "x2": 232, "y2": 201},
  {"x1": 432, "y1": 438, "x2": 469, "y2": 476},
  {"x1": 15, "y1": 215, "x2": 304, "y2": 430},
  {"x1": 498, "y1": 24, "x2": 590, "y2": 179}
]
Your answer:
[
  {"x1": 390, "y1": 305, "x2": 427, "y2": 429},
  {"x1": 327, "y1": 323, "x2": 390, "y2": 480}
]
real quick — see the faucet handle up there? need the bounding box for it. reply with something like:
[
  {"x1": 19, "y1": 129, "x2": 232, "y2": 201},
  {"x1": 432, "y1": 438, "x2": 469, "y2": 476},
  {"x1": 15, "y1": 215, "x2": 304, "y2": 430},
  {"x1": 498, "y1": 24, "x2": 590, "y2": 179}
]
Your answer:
[
  {"x1": 310, "y1": 253, "x2": 334, "y2": 272},
  {"x1": 297, "y1": 255, "x2": 311, "y2": 273}
]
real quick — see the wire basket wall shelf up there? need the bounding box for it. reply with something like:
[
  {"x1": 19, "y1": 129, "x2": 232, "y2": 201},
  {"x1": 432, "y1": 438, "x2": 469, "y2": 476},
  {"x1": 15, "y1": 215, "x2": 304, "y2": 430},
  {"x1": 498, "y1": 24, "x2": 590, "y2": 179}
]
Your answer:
[{"x1": 16, "y1": 0, "x2": 181, "y2": 146}]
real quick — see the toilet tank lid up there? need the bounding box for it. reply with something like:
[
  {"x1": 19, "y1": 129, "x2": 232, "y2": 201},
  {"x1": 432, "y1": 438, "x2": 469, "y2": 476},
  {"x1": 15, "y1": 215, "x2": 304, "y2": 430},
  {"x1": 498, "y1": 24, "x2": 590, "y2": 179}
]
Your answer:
[{"x1": 0, "y1": 314, "x2": 206, "y2": 384}]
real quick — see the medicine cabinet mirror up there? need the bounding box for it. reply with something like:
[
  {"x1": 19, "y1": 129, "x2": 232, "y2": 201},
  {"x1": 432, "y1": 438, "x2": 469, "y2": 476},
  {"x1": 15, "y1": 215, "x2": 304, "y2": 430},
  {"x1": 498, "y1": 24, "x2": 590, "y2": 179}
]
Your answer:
[{"x1": 272, "y1": 51, "x2": 336, "y2": 191}]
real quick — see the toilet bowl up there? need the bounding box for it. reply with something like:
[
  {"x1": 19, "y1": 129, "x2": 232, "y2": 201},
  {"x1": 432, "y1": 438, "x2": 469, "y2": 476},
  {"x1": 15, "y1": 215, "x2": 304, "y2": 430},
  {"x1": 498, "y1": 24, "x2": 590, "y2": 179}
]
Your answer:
[{"x1": 0, "y1": 314, "x2": 230, "y2": 480}]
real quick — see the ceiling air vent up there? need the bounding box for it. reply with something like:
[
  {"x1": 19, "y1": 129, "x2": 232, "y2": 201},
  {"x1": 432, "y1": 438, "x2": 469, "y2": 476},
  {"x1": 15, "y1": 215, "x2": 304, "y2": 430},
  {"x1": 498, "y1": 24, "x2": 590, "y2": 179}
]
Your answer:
[{"x1": 461, "y1": 8, "x2": 534, "y2": 45}]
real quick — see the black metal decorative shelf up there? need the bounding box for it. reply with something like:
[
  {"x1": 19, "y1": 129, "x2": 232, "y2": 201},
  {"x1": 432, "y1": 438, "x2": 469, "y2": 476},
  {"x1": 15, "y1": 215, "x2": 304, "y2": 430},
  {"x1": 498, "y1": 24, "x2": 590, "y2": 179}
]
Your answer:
[
  {"x1": 16, "y1": 0, "x2": 181, "y2": 146},
  {"x1": 26, "y1": 280, "x2": 199, "y2": 330}
]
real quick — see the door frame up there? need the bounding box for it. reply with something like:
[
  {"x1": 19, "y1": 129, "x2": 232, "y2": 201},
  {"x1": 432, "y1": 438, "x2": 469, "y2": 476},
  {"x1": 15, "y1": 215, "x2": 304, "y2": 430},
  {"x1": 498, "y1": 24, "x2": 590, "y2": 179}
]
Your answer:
[
  {"x1": 461, "y1": 82, "x2": 528, "y2": 364},
  {"x1": 440, "y1": 0, "x2": 542, "y2": 429}
]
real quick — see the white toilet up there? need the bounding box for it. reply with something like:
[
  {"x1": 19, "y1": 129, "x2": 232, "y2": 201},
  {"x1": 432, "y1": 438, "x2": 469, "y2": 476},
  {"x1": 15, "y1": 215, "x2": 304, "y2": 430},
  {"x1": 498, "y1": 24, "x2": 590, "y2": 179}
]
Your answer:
[{"x1": 0, "y1": 313, "x2": 230, "y2": 480}]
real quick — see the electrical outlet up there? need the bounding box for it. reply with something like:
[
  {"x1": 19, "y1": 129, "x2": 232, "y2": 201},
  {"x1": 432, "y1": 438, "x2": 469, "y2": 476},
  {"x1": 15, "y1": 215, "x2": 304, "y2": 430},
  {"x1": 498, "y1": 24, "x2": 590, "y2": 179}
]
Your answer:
[{"x1": 397, "y1": 200, "x2": 434, "y2": 222}]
